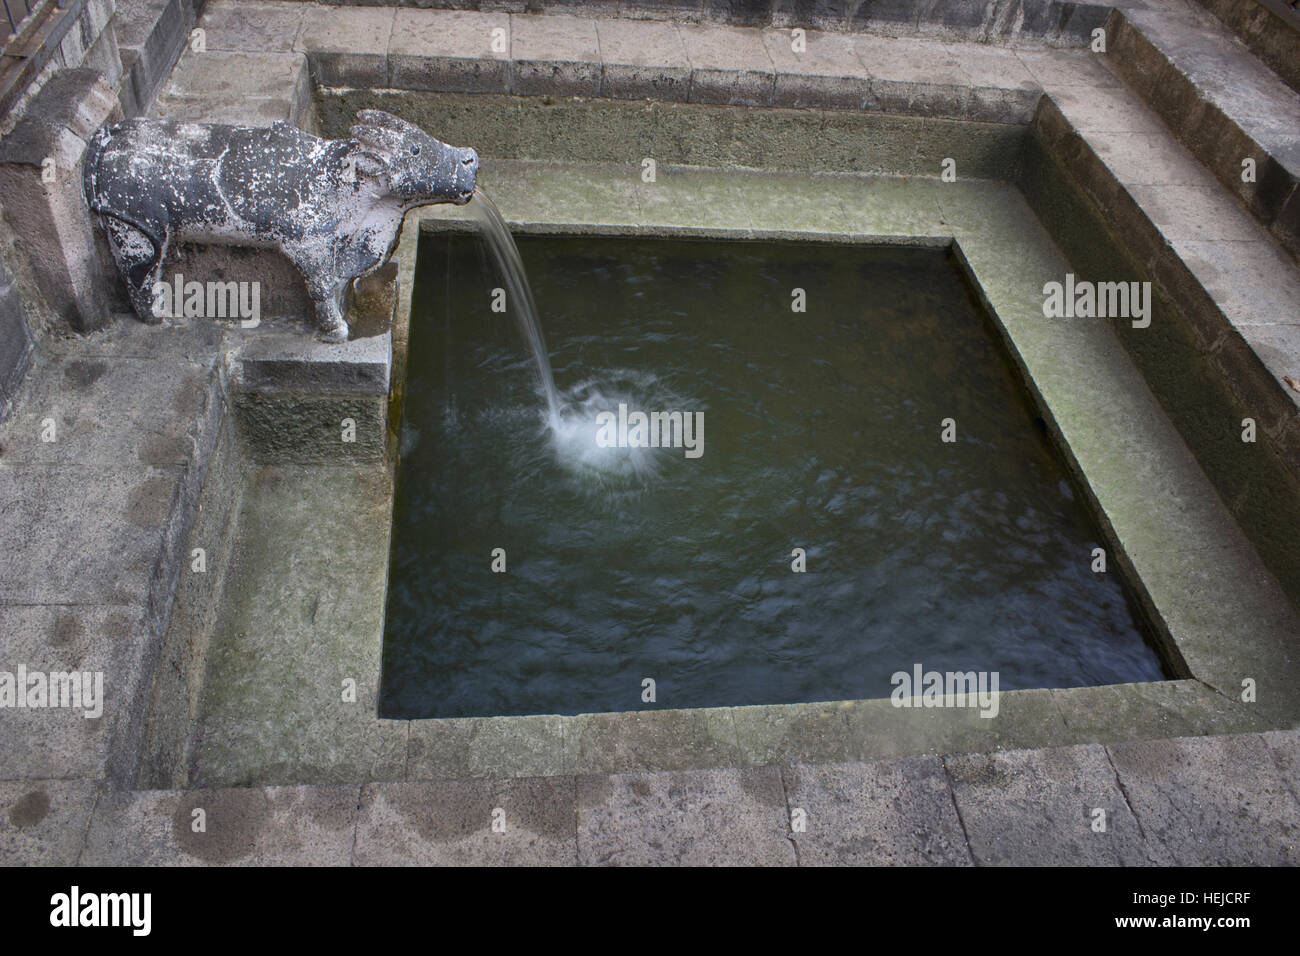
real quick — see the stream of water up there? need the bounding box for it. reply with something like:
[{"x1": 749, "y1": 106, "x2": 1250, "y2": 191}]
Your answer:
[{"x1": 466, "y1": 188, "x2": 563, "y2": 428}]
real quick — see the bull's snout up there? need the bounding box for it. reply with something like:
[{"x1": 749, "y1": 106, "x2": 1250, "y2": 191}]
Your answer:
[{"x1": 454, "y1": 146, "x2": 479, "y2": 204}]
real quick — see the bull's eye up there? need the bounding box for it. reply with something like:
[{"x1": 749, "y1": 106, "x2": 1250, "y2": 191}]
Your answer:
[{"x1": 411, "y1": 145, "x2": 421, "y2": 155}]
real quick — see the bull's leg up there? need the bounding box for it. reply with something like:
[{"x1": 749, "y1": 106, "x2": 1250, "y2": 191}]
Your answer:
[
  {"x1": 105, "y1": 217, "x2": 168, "y2": 323},
  {"x1": 287, "y1": 247, "x2": 351, "y2": 342},
  {"x1": 306, "y1": 275, "x2": 350, "y2": 342}
]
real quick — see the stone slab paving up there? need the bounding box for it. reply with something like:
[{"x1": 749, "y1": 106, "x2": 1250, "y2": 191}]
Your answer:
[
  {"x1": 81, "y1": 784, "x2": 360, "y2": 865},
  {"x1": 354, "y1": 777, "x2": 575, "y2": 866},
  {"x1": 783, "y1": 758, "x2": 973, "y2": 865},
  {"x1": 576, "y1": 768, "x2": 794, "y2": 866},
  {"x1": 945, "y1": 744, "x2": 1158, "y2": 865},
  {"x1": 0, "y1": 318, "x2": 228, "y2": 788},
  {"x1": 0, "y1": 779, "x2": 100, "y2": 866},
  {"x1": 1107, "y1": 734, "x2": 1300, "y2": 866},
  {"x1": 5, "y1": 731, "x2": 1298, "y2": 864}
]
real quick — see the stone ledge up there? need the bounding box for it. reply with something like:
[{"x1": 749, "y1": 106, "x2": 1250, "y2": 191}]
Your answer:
[
  {"x1": 151, "y1": 48, "x2": 312, "y2": 127},
  {"x1": 115, "y1": 0, "x2": 203, "y2": 118},
  {"x1": 177, "y1": 163, "x2": 1300, "y2": 794},
  {"x1": 230, "y1": 330, "x2": 392, "y2": 395},
  {"x1": 1195, "y1": 0, "x2": 1300, "y2": 95}
]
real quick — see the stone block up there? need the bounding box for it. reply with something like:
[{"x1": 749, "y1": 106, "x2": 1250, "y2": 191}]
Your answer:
[
  {"x1": 0, "y1": 780, "x2": 101, "y2": 865},
  {"x1": 354, "y1": 777, "x2": 576, "y2": 865},
  {"x1": 389, "y1": 9, "x2": 511, "y2": 94},
  {"x1": 596, "y1": 19, "x2": 691, "y2": 101},
  {"x1": 196, "y1": 0, "x2": 306, "y2": 53},
  {"x1": 297, "y1": 5, "x2": 395, "y2": 89},
  {"x1": 784, "y1": 757, "x2": 972, "y2": 865},
  {"x1": 577, "y1": 767, "x2": 793, "y2": 865},
  {"x1": 0, "y1": 604, "x2": 150, "y2": 781},
  {"x1": 678, "y1": 22, "x2": 775, "y2": 106},
  {"x1": 82, "y1": 785, "x2": 360, "y2": 865},
  {"x1": 509, "y1": 14, "x2": 601, "y2": 97},
  {"x1": 1108, "y1": 734, "x2": 1300, "y2": 866},
  {"x1": 946, "y1": 744, "x2": 1158, "y2": 865},
  {"x1": 763, "y1": 27, "x2": 869, "y2": 110}
]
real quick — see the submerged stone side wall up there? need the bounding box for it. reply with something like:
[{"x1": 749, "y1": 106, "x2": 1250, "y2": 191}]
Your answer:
[
  {"x1": 1019, "y1": 112, "x2": 1300, "y2": 609},
  {"x1": 316, "y1": 91, "x2": 1029, "y2": 179},
  {"x1": 134, "y1": 409, "x2": 244, "y2": 790}
]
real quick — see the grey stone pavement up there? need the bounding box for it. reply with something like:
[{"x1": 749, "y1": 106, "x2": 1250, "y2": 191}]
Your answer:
[
  {"x1": 2, "y1": 731, "x2": 1295, "y2": 865},
  {"x1": 1, "y1": 1, "x2": 1299, "y2": 864}
]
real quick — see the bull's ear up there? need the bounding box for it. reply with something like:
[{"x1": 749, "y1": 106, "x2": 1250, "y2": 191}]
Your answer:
[
  {"x1": 342, "y1": 142, "x2": 389, "y2": 179},
  {"x1": 352, "y1": 149, "x2": 389, "y2": 178},
  {"x1": 350, "y1": 123, "x2": 405, "y2": 156}
]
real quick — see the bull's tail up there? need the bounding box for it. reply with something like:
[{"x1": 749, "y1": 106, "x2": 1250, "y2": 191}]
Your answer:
[
  {"x1": 81, "y1": 122, "x2": 113, "y2": 213},
  {"x1": 81, "y1": 122, "x2": 164, "y2": 277}
]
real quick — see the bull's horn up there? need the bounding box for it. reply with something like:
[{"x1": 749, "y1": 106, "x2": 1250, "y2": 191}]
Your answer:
[{"x1": 355, "y1": 109, "x2": 414, "y2": 133}]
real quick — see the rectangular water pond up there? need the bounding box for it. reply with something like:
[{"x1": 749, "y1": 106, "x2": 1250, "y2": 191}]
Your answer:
[{"x1": 380, "y1": 233, "x2": 1169, "y2": 719}]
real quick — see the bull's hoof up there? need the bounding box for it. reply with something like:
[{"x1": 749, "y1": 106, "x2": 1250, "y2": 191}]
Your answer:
[{"x1": 317, "y1": 321, "x2": 350, "y2": 343}]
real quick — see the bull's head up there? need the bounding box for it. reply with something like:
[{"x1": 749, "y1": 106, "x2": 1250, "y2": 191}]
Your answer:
[{"x1": 348, "y1": 109, "x2": 478, "y2": 206}]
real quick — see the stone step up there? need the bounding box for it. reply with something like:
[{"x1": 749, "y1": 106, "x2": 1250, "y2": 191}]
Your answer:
[
  {"x1": 114, "y1": 0, "x2": 203, "y2": 118},
  {"x1": 269, "y1": 0, "x2": 1121, "y2": 46},
  {"x1": 285, "y1": 4, "x2": 1048, "y2": 125},
  {"x1": 1105, "y1": 0, "x2": 1300, "y2": 260},
  {"x1": 1194, "y1": 0, "x2": 1300, "y2": 96},
  {"x1": 151, "y1": 47, "x2": 312, "y2": 127}
]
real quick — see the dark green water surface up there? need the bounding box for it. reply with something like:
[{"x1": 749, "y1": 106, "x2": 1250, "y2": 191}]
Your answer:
[{"x1": 379, "y1": 233, "x2": 1167, "y2": 718}]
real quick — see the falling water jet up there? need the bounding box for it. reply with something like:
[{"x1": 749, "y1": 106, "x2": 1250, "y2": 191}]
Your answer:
[
  {"x1": 463, "y1": 188, "x2": 677, "y2": 489},
  {"x1": 465, "y1": 187, "x2": 563, "y2": 429}
]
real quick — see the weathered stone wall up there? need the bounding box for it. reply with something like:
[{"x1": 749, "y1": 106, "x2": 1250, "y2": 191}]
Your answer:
[
  {"x1": 0, "y1": 71, "x2": 124, "y2": 335},
  {"x1": 0, "y1": 0, "x2": 207, "y2": 418},
  {"x1": 1, "y1": 0, "x2": 122, "y2": 135}
]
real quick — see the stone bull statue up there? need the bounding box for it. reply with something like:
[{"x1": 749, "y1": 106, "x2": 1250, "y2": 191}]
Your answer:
[{"x1": 82, "y1": 110, "x2": 479, "y2": 341}]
